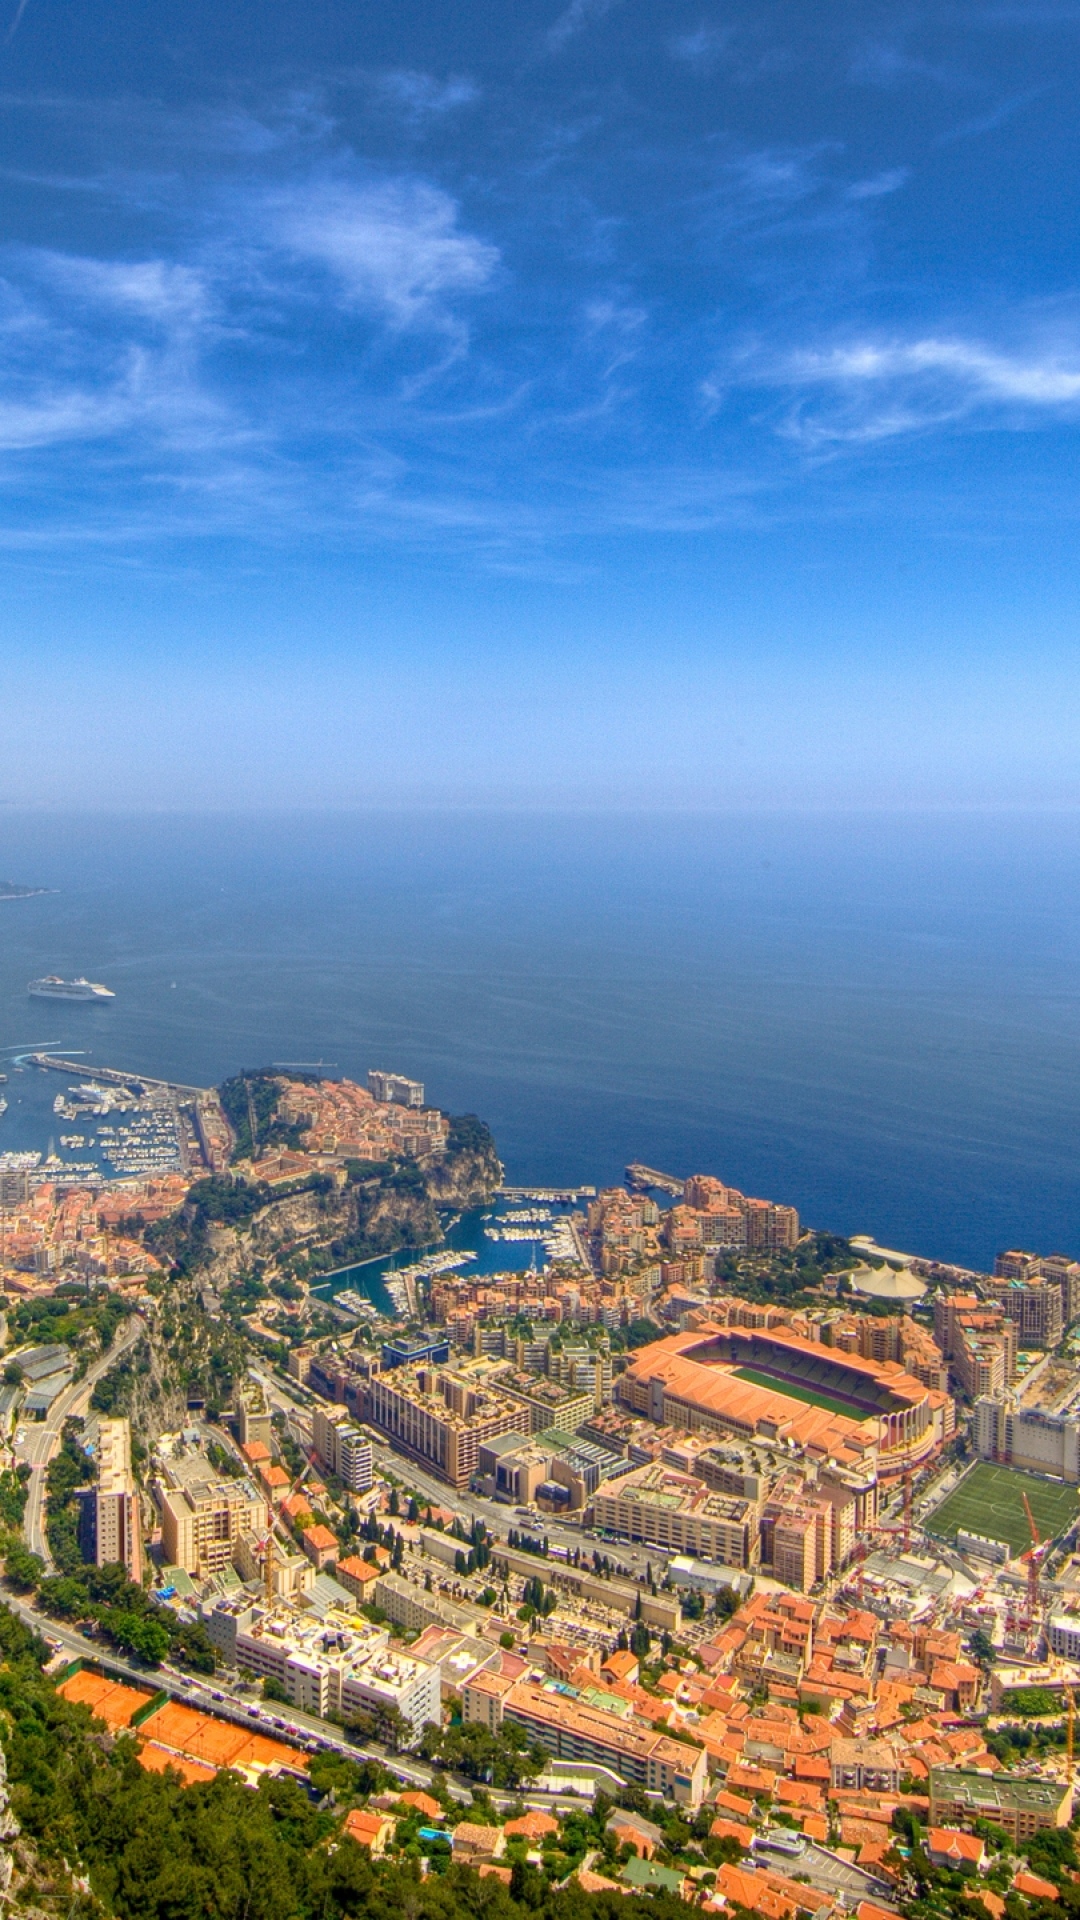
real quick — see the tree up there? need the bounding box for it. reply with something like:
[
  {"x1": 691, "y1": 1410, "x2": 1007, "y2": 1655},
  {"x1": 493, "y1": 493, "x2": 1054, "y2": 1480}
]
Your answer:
[
  {"x1": 111, "y1": 1610, "x2": 171, "y2": 1664},
  {"x1": 3, "y1": 1543, "x2": 44, "y2": 1591}
]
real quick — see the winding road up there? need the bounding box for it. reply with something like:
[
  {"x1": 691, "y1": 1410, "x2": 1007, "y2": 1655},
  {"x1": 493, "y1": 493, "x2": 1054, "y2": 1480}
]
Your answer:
[{"x1": 17, "y1": 1315, "x2": 147, "y2": 1567}]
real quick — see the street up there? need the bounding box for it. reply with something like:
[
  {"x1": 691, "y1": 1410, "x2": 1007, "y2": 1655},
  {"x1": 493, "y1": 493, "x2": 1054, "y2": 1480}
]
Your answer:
[
  {"x1": 17, "y1": 1316, "x2": 147, "y2": 1566},
  {"x1": 251, "y1": 1362, "x2": 667, "y2": 1580},
  {"x1": 4, "y1": 1588, "x2": 598, "y2": 1812}
]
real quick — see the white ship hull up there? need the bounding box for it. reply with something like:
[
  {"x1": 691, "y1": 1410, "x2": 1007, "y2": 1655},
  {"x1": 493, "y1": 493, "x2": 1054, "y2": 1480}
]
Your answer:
[{"x1": 28, "y1": 976, "x2": 115, "y2": 1001}]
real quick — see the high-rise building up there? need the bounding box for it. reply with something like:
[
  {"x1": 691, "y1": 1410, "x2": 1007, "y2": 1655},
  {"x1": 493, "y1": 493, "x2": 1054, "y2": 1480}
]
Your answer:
[
  {"x1": 233, "y1": 1378, "x2": 274, "y2": 1451},
  {"x1": 156, "y1": 1457, "x2": 268, "y2": 1576},
  {"x1": 974, "y1": 1396, "x2": 1080, "y2": 1482},
  {"x1": 367, "y1": 1359, "x2": 531, "y2": 1488},
  {"x1": 77, "y1": 1417, "x2": 143, "y2": 1582},
  {"x1": 311, "y1": 1405, "x2": 374, "y2": 1492},
  {"x1": 987, "y1": 1274, "x2": 1064, "y2": 1349}
]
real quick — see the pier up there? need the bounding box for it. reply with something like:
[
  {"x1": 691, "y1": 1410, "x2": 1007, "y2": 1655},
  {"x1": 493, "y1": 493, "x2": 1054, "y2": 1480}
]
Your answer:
[
  {"x1": 625, "y1": 1162, "x2": 685, "y2": 1196},
  {"x1": 498, "y1": 1184, "x2": 596, "y2": 1202},
  {"x1": 27, "y1": 1055, "x2": 210, "y2": 1097}
]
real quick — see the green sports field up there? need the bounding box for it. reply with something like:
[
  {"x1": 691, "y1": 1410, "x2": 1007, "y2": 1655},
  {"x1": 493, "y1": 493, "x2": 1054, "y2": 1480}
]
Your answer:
[
  {"x1": 926, "y1": 1461, "x2": 1080, "y2": 1556},
  {"x1": 732, "y1": 1366, "x2": 874, "y2": 1423}
]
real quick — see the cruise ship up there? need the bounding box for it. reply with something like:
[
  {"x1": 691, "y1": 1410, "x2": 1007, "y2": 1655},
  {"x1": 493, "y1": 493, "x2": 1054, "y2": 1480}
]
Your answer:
[{"x1": 28, "y1": 976, "x2": 115, "y2": 1002}]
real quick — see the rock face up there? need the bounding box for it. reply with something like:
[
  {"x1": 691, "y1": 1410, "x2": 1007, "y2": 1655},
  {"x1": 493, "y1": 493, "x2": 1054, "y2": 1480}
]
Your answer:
[{"x1": 0, "y1": 1740, "x2": 21, "y2": 1892}]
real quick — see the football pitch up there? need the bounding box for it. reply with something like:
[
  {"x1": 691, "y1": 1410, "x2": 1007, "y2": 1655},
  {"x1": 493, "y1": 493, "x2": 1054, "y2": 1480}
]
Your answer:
[
  {"x1": 732, "y1": 1366, "x2": 874, "y2": 1423},
  {"x1": 926, "y1": 1462, "x2": 1080, "y2": 1556}
]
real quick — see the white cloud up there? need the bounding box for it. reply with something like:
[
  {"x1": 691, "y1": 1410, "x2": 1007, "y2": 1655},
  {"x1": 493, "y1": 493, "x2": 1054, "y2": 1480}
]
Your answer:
[
  {"x1": 35, "y1": 254, "x2": 211, "y2": 328},
  {"x1": 264, "y1": 177, "x2": 498, "y2": 326},
  {"x1": 377, "y1": 71, "x2": 479, "y2": 120},
  {"x1": 774, "y1": 334, "x2": 1080, "y2": 444},
  {"x1": 585, "y1": 297, "x2": 646, "y2": 334},
  {"x1": 546, "y1": 0, "x2": 620, "y2": 53},
  {"x1": 791, "y1": 337, "x2": 1080, "y2": 405},
  {"x1": 845, "y1": 167, "x2": 910, "y2": 201}
]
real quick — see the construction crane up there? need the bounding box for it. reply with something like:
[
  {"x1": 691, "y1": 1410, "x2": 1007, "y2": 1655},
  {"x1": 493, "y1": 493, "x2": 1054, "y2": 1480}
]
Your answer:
[
  {"x1": 902, "y1": 1469, "x2": 914, "y2": 1553},
  {"x1": 1021, "y1": 1491, "x2": 1045, "y2": 1629},
  {"x1": 1065, "y1": 1685, "x2": 1075, "y2": 1784}
]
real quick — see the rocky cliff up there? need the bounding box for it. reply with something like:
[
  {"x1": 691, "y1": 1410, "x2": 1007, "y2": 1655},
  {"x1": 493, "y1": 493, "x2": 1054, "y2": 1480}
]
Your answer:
[{"x1": 144, "y1": 1106, "x2": 501, "y2": 1297}]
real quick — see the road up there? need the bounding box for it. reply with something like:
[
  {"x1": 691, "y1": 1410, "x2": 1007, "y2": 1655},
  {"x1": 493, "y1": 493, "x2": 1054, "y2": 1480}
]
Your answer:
[
  {"x1": 251, "y1": 1363, "x2": 666, "y2": 1580},
  {"x1": 5, "y1": 1590, "x2": 597, "y2": 1811},
  {"x1": 18, "y1": 1316, "x2": 147, "y2": 1566}
]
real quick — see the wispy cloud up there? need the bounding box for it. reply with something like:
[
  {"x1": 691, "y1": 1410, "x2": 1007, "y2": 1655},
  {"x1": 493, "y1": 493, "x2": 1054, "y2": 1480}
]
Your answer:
[
  {"x1": 36, "y1": 254, "x2": 212, "y2": 328},
  {"x1": 263, "y1": 177, "x2": 499, "y2": 327},
  {"x1": 845, "y1": 167, "x2": 910, "y2": 201},
  {"x1": 545, "y1": 0, "x2": 621, "y2": 54},
  {"x1": 377, "y1": 71, "x2": 479, "y2": 122},
  {"x1": 669, "y1": 24, "x2": 732, "y2": 70},
  {"x1": 775, "y1": 334, "x2": 1080, "y2": 444},
  {"x1": 848, "y1": 40, "x2": 971, "y2": 89}
]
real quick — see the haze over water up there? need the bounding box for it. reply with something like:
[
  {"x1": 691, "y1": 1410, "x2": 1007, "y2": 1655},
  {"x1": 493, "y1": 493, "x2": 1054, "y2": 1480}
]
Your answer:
[{"x1": 0, "y1": 808, "x2": 1077, "y2": 1275}]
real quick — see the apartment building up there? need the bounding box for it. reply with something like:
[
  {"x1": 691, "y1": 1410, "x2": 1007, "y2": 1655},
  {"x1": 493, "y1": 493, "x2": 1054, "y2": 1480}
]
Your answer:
[
  {"x1": 932, "y1": 1294, "x2": 1017, "y2": 1402},
  {"x1": 986, "y1": 1275, "x2": 1064, "y2": 1350},
  {"x1": 1047, "y1": 1616, "x2": 1080, "y2": 1660},
  {"x1": 465, "y1": 1673, "x2": 707, "y2": 1806},
  {"x1": 373, "y1": 1569, "x2": 486, "y2": 1638},
  {"x1": 996, "y1": 1251, "x2": 1080, "y2": 1328},
  {"x1": 929, "y1": 1768, "x2": 1072, "y2": 1842},
  {"x1": 156, "y1": 1455, "x2": 268, "y2": 1576},
  {"x1": 233, "y1": 1378, "x2": 274, "y2": 1451},
  {"x1": 831, "y1": 1738, "x2": 903, "y2": 1793},
  {"x1": 974, "y1": 1396, "x2": 1080, "y2": 1482},
  {"x1": 77, "y1": 1416, "x2": 142, "y2": 1581},
  {"x1": 756, "y1": 1463, "x2": 874, "y2": 1590},
  {"x1": 367, "y1": 1359, "x2": 531, "y2": 1488},
  {"x1": 463, "y1": 1665, "x2": 517, "y2": 1730},
  {"x1": 546, "y1": 1340, "x2": 613, "y2": 1407},
  {"x1": 743, "y1": 1200, "x2": 800, "y2": 1253},
  {"x1": 491, "y1": 1367, "x2": 594, "y2": 1436},
  {"x1": 592, "y1": 1463, "x2": 757, "y2": 1568},
  {"x1": 311, "y1": 1405, "x2": 374, "y2": 1492},
  {"x1": 203, "y1": 1599, "x2": 440, "y2": 1732}
]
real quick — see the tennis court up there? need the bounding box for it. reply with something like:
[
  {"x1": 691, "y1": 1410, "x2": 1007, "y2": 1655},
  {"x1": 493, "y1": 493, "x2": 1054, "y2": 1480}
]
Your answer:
[
  {"x1": 926, "y1": 1461, "x2": 1080, "y2": 1555},
  {"x1": 58, "y1": 1669, "x2": 155, "y2": 1730},
  {"x1": 138, "y1": 1742, "x2": 218, "y2": 1786},
  {"x1": 139, "y1": 1699, "x2": 309, "y2": 1778}
]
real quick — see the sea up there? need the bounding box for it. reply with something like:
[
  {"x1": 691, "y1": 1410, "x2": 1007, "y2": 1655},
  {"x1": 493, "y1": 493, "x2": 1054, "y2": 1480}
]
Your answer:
[{"x1": 0, "y1": 807, "x2": 1078, "y2": 1278}]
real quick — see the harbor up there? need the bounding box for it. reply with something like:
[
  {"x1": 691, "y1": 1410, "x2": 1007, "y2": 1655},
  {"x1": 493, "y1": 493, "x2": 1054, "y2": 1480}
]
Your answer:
[{"x1": 311, "y1": 1192, "x2": 589, "y2": 1319}]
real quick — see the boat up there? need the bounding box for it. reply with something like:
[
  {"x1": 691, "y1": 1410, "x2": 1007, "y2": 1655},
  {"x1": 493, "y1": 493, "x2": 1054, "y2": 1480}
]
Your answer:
[{"x1": 28, "y1": 976, "x2": 115, "y2": 1002}]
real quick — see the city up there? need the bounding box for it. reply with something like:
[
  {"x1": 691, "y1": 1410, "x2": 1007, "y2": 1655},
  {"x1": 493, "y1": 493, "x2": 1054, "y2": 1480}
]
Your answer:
[{"x1": 1, "y1": 1062, "x2": 1080, "y2": 1917}]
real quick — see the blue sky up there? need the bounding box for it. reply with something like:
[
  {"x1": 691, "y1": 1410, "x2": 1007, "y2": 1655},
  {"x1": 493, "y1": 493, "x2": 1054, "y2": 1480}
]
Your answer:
[{"x1": 2, "y1": 0, "x2": 1080, "y2": 806}]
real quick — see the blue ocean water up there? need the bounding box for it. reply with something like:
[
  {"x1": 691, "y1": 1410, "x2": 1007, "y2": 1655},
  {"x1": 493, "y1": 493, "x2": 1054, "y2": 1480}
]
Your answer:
[{"x1": 0, "y1": 809, "x2": 1077, "y2": 1273}]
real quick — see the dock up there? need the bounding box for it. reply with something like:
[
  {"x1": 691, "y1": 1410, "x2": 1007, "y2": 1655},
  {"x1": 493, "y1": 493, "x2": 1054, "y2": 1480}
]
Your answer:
[
  {"x1": 27, "y1": 1055, "x2": 210, "y2": 1097},
  {"x1": 498, "y1": 1184, "x2": 597, "y2": 1202},
  {"x1": 625, "y1": 1162, "x2": 685, "y2": 1196}
]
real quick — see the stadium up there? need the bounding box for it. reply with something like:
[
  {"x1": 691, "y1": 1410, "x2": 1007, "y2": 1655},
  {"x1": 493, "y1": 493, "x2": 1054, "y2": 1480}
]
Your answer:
[{"x1": 619, "y1": 1322, "x2": 952, "y2": 1478}]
